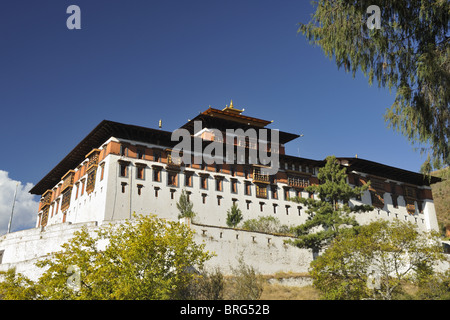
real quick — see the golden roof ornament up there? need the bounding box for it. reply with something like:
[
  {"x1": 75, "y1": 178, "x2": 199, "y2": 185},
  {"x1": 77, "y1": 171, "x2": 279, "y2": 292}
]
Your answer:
[{"x1": 222, "y1": 99, "x2": 244, "y2": 114}]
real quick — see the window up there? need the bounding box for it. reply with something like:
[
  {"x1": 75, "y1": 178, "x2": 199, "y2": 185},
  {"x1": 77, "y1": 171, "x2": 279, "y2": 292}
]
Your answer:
[
  {"x1": 170, "y1": 189, "x2": 176, "y2": 200},
  {"x1": 154, "y1": 187, "x2": 160, "y2": 198},
  {"x1": 200, "y1": 175, "x2": 208, "y2": 190},
  {"x1": 271, "y1": 185, "x2": 278, "y2": 199},
  {"x1": 80, "y1": 179, "x2": 85, "y2": 196},
  {"x1": 137, "y1": 184, "x2": 143, "y2": 196},
  {"x1": 168, "y1": 171, "x2": 178, "y2": 186},
  {"x1": 153, "y1": 168, "x2": 161, "y2": 182},
  {"x1": 202, "y1": 193, "x2": 207, "y2": 204},
  {"x1": 246, "y1": 200, "x2": 251, "y2": 210},
  {"x1": 370, "y1": 191, "x2": 384, "y2": 209},
  {"x1": 55, "y1": 199, "x2": 60, "y2": 215},
  {"x1": 283, "y1": 187, "x2": 289, "y2": 200},
  {"x1": 217, "y1": 195, "x2": 222, "y2": 206},
  {"x1": 255, "y1": 184, "x2": 267, "y2": 198},
  {"x1": 390, "y1": 182, "x2": 399, "y2": 208},
  {"x1": 119, "y1": 163, "x2": 128, "y2": 177},
  {"x1": 215, "y1": 178, "x2": 223, "y2": 191},
  {"x1": 121, "y1": 182, "x2": 127, "y2": 193},
  {"x1": 100, "y1": 163, "x2": 105, "y2": 181},
  {"x1": 137, "y1": 148, "x2": 145, "y2": 160},
  {"x1": 244, "y1": 182, "x2": 251, "y2": 196},
  {"x1": 185, "y1": 172, "x2": 193, "y2": 187},
  {"x1": 75, "y1": 183, "x2": 79, "y2": 200},
  {"x1": 231, "y1": 179, "x2": 238, "y2": 193},
  {"x1": 297, "y1": 206, "x2": 302, "y2": 216},
  {"x1": 120, "y1": 145, "x2": 128, "y2": 157},
  {"x1": 136, "y1": 166, "x2": 145, "y2": 180},
  {"x1": 259, "y1": 202, "x2": 265, "y2": 212},
  {"x1": 153, "y1": 151, "x2": 161, "y2": 162},
  {"x1": 230, "y1": 166, "x2": 236, "y2": 177},
  {"x1": 285, "y1": 205, "x2": 290, "y2": 215},
  {"x1": 0, "y1": 250, "x2": 4, "y2": 264},
  {"x1": 273, "y1": 203, "x2": 278, "y2": 214},
  {"x1": 86, "y1": 169, "x2": 97, "y2": 194}
]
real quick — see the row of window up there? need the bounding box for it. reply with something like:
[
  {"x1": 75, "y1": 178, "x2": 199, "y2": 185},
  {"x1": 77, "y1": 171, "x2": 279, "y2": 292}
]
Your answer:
[
  {"x1": 117, "y1": 162, "x2": 316, "y2": 200},
  {"x1": 119, "y1": 181, "x2": 304, "y2": 216}
]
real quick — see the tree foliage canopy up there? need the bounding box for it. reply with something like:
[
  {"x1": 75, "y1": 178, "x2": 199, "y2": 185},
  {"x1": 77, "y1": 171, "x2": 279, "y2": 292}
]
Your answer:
[
  {"x1": 299, "y1": 0, "x2": 450, "y2": 170},
  {"x1": 310, "y1": 220, "x2": 446, "y2": 300},
  {"x1": 32, "y1": 214, "x2": 212, "y2": 299},
  {"x1": 226, "y1": 204, "x2": 243, "y2": 228},
  {"x1": 289, "y1": 156, "x2": 372, "y2": 251},
  {"x1": 177, "y1": 189, "x2": 196, "y2": 219}
]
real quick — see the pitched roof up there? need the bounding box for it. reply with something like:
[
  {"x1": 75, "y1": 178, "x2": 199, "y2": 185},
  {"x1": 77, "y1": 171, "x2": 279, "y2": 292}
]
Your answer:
[
  {"x1": 29, "y1": 120, "x2": 173, "y2": 195},
  {"x1": 335, "y1": 157, "x2": 441, "y2": 186}
]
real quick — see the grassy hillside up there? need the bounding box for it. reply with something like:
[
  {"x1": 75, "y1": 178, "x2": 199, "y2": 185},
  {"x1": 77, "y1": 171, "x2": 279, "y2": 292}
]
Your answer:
[{"x1": 431, "y1": 167, "x2": 450, "y2": 234}]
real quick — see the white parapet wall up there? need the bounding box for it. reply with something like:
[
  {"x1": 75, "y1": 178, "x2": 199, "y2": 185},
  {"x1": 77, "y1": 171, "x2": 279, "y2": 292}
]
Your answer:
[
  {"x1": 189, "y1": 222, "x2": 313, "y2": 275},
  {"x1": 0, "y1": 219, "x2": 313, "y2": 282}
]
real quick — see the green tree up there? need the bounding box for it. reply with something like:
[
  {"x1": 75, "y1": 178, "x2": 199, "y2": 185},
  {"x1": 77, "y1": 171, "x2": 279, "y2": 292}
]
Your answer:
[
  {"x1": 310, "y1": 220, "x2": 446, "y2": 300},
  {"x1": 288, "y1": 156, "x2": 372, "y2": 252},
  {"x1": 225, "y1": 256, "x2": 264, "y2": 300},
  {"x1": 0, "y1": 268, "x2": 37, "y2": 300},
  {"x1": 299, "y1": 0, "x2": 450, "y2": 171},
  {"x1": 226, "y1": 204, "x2": 243, "y2": 228},
  {"x1": 242, "y1": 216, "x2": 292, "y2": 235},
  {"x1": 176, "y1": 189, "x2": 196, "y2": 219},
  {"x1": 34, "y1": 214, "x2": 213, "y2": 299}
]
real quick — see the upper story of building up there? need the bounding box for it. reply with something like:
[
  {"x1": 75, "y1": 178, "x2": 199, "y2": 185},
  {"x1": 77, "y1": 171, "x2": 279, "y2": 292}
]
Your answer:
[{"x1": 30, "y1": 102, "x2": 441, "y2": 231}]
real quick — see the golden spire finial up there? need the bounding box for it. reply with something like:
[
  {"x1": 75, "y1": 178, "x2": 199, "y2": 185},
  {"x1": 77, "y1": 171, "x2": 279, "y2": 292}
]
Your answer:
[{"x1": 230, "y1": 100, "x2": 234, "y2": 108}]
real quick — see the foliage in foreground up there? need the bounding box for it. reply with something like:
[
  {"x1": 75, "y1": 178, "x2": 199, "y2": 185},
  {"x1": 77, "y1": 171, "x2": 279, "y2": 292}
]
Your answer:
[
  {"x1": 1, "y1": 215, "x2": 212, "y2": 299},
  {"x1": 310, "y1": 220, "x2": 447, "y2": 300},
  {"x1": 0, "y1": 214, "x2": 266, "y2": 300}
]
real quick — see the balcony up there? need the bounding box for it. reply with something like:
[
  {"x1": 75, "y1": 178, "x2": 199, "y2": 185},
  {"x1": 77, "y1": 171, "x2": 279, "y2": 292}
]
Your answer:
[
  {"x1": 287, "y1": 176, "x2": 310, "y2": 189},
  {"x1": 61, "y1": 170, "x2": 75, "y2": 192},
  {"x1": 166, "y1": 153, "x2": 182, "y2": 169},
  {"x1": 60, "y1": 188, "x2": 72, "y2": 212},
  {"x1": 253, "y1": 172, "x2": 269, "y2": 184},
  {"x1": 406, "y1": 202, "x2": 416, "y2": 215},
  {"x1": 86, "y1": 149, "x2": 100, "y2": 171},
  {"x1": 85, "y1": 168, "x2": 97, "y2": 195},
  {"x1": 40, "y1": 190, "x2": 53, "y2": 209}
]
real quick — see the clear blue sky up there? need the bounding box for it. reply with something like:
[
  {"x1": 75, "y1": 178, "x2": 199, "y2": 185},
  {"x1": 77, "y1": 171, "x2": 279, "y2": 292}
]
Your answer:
[{"x1": 1, "y1": 0, "x2": 428, "y2": 195}]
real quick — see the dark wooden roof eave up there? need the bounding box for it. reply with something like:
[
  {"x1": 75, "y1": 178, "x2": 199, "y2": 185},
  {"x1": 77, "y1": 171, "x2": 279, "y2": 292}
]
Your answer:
[
  {"x1": 336, "y1": 157, "x2": 441, "y2": 186},
  {"x1": 30, "y1": 120, "x2": 173, "y2": 195},
  {"x1": 180, "y1": 114, "x2": 300, "y2": 144}
]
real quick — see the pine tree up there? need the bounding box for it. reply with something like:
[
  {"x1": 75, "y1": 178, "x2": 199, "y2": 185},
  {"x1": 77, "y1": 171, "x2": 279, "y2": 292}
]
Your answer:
[
  {"x1": 288, "y1": 156, "x2": 373, "y2": 252},
  {"x1": 176, "y1": 189, "x2": 196, "y2": 219},
  {"x1": 299, "y1": 0, "x2": 450, "y2": 171},
  {"x1": 226, "y1": 204, "x2": 243, "y2": 228}
]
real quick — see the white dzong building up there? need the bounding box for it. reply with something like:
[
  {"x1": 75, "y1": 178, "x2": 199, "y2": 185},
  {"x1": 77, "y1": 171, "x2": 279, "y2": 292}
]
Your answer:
[{"x1": 0, "y1": 102, "x2": 442, "y2": 278}]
